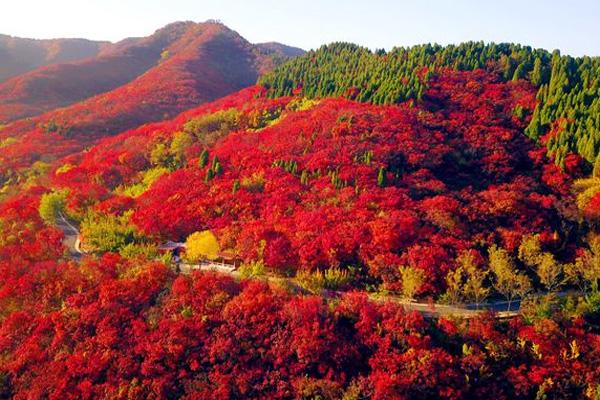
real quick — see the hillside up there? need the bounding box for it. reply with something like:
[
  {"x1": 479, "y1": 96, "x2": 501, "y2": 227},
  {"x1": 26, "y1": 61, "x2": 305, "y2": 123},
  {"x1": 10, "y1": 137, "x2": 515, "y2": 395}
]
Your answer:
[
  {"x1": 260, "y1": 42, "x2": 600, "y2": 166},
  {"x1": 1, "y1": 64, "x2": 599, "y2": 398},
  {"x1": 41, "y1": 69, "x2": 576, "y2": 295},
  {"x1": 0, "y1": 21, "x2": 303, "y2": 179},
  {"x1": 0, "y1": 21, "x2": 304, "y2": 123},
  {"x1": 0, "y1": 34, "x2": 109, "y2": 83},
  {"x1": 0, "y1": 30, "x2": 599, "y2": 399}
]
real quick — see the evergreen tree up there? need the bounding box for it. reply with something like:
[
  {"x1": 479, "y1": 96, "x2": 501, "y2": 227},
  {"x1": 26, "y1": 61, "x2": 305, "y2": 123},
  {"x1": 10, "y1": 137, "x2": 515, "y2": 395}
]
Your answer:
[{"x1": 377, "y1": 167, "x2": 386, "y2": 187}]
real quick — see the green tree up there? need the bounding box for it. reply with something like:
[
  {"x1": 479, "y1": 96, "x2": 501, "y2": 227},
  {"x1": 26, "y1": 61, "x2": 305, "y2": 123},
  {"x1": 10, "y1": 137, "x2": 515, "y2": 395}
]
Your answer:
[
  {"x1": 530, "y1": 57, "x2": 544, "y2": 86},
  {"x1": 39, "y1": 190, "x2": 68, "y2": 225},
  {"x1": 377, "y1": 167, "x2": 386, "y2": 187},
  {"x1": 198, "y1": 149, "x2": 209, "y2": 168}
]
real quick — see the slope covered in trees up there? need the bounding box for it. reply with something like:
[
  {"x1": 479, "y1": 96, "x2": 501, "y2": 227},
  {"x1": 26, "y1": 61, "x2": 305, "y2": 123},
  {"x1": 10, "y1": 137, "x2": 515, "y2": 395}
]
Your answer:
[
  {"x1": 0, "y1": 21, "x2": 304, "y2": 123},
  {"x1": 260, "y1": 42, "x2": 600, "y2": 166},
  {"x1": 0, "y1": 34, "x2": 109, "y2": 83},
  {"x1": 0, "y1": 184, "x2": 598, "y2": 399},
  {"x1": 0, "y1": 21, "x2": 303, "y2": 183},
  {"x1": 0, "y1": 36, "x2": 599, "y2": 399},
  {"x1": 0, "y1": 254, "x2": 598, "y2": 399},
  {"x1": 34, "y1": 69, "x2": 590, "y2": 301}
]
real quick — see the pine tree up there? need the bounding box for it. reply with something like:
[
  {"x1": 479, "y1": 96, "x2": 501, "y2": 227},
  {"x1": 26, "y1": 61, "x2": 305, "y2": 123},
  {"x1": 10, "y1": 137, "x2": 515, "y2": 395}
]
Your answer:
[
  {"x1": 531, "y1": 57, "x2": 544, "y2": 86},
  {"x1": 198, "y1": 149, "x2": 209, "y2": 168},
  {"x1": 377, "y1": 167, "x2": 386, "y2": 187}
]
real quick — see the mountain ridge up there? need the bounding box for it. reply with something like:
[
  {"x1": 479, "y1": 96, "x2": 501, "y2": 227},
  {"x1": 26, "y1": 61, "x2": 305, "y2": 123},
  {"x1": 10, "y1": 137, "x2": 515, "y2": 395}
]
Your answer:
[{"x1": 0, "y1": 21, "x2": 304, "y2": 123}]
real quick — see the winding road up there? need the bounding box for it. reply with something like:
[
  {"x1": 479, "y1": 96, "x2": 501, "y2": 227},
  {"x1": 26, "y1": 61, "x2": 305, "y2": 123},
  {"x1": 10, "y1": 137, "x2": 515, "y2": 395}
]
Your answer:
[
  {"x1": 56, "y1": 212, "x2": 83, "y2": 260},
  {"x1": 54, "y1": 217, "x2": 558, "y2": 319}
]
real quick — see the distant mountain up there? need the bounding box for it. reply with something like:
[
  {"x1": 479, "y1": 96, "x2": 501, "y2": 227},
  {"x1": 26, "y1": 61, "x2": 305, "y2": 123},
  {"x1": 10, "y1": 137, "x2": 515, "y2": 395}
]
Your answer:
[
  {"x1": 0, "y1": 34, "x2": 109, "y2": 82},
  {"x1": 256, "y1": 42, "x2": 306, "y2": 58},
  {"x1": 0, "y1": 21, "x2": 304, "y2": 173},
  {"x1": 0, "y1": 21, "x2": 304, "y2": 123}
]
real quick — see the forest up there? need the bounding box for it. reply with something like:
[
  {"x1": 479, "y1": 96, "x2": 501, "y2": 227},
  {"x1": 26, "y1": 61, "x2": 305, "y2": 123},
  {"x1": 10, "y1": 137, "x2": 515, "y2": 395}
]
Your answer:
[
  {"x1": 260, "y1": 42, "x2": 600, "y2": 166},
  {"x1": 0, "y1": 29, "x2": 599, "y2": 399}
]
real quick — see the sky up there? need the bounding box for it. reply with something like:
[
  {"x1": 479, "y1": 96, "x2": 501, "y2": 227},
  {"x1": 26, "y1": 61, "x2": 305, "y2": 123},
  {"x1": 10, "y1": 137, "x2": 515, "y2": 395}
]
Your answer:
[{"x1": 1, "y1": 0, "x2": 599, "y2": 56}]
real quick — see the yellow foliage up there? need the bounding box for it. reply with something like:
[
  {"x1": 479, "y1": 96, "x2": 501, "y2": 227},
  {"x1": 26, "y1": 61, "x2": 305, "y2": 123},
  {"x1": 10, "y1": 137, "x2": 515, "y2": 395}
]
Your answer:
[
  {"x1": 240, "y1": 171, "x2": 266, "y2": 193},
  {"x1": 55, "y1": 163, "x2": 75, "y2": 175},
  {"x1": 296, "y1": 268, "x2": 351, "y2": 293},
  {"x1": 573, "y1": 177, "x2": 600, "y2": 211},
  {"x1": 0, "y1": 136, "x2": 17, "y2": 148},
  {"x1": 119, "y1": 167, "x2": 169, "y2": 198},
  {"x1": 286, "y1": 97, "x2": 320, "y2": 112},
  {"x1": 398, "y1": 265, "x2": 425, "y2": 301},
  {"x1": 185, "y1": 230, "x2": 220, "y2": 262}
]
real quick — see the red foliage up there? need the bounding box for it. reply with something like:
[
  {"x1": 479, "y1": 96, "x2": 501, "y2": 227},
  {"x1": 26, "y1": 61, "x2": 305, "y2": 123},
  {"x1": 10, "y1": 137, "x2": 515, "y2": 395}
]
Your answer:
[
  {"x1": 0, "y1": 251, "x2": 597, "y2": 399},
  {"x1": 0, "y1": 22, "x2": 295, "y2": 175},
  {"x1": 66, "y1": 69, "x2": 568, "y2": 293},
  {"x1": 0, "y1": 68, "x2": 597, "y2": 399}
]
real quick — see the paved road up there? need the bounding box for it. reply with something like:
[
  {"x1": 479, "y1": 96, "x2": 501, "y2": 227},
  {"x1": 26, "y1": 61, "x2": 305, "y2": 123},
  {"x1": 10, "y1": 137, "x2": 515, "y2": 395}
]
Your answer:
[
  {"x1": 368, "y1": 295, "x2": 519, "y2": 319},
  {"x1": 56, "y1": 212, "x2": 83, "y2": 260},
  {"x1": 54, "y1": 221, "x2": 563, "y2": 319}
]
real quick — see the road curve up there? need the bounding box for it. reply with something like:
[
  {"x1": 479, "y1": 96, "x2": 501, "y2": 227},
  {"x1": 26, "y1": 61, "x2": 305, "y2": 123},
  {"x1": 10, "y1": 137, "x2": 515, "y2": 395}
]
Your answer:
[{"x1": 56, "y1": 212, "x2": 84, "y2": 259}]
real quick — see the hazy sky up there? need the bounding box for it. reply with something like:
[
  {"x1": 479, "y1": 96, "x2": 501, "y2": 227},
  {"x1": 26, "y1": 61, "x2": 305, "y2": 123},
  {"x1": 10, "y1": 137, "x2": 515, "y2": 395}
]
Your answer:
[{"x1": 2, "y1": 0, "x2": 599, "y2": 56}]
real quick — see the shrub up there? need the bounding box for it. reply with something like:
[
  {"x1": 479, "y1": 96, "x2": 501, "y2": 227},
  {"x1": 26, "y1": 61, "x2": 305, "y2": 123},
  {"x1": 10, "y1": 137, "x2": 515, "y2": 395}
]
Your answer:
[
  {"x1": 240, "y1": 171, "x2": 266, "y2": 193},
  {"x1": 238, "y1": 260, "x2": 266, "y2": 278},
  {"x1": 39, "y1": 190, "x2": 68, "y2": 225},
  {"x1": 296, "y1": 268, "x2": 351, "y2": 294},
  {"x1": 183, "y1": 109, "x2": 240, "y2": 146},
  {"x1": 81, "y1": 211, "x2": 139, "y2": 252},
  {"x1": 119, "y1": 242, "x2": 159, "y2": 260}
]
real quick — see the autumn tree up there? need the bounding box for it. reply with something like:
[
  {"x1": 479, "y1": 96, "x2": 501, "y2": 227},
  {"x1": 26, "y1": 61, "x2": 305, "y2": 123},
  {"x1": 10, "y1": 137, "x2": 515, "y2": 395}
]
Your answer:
[
  {"x1": 458, "y1": 250, "x2": 490, "y2": 309},
  {"x1": 565, "y1": 235, "x2": 600, "y2": 296},
  {"x1": 185, "y1": 230, "x2": 220, "y2": 262},
  {"x1": 149, "y1": 142, "x2": 172, "y2": 168},
  {"x1": 518, "y1": 234, "x2": 564, "y2": 292},
  {"x1": 169, "y1": 131, "x2": 194, "y2": 167},
  {"x1": 38, "y1": 189, "x2": 68, "y2": 224},
  {"x1": 80, "y1": 210, "x2": 139, "y2": 252},
  {"x1": 444, "y1": 265, "x2": 464, "y2": 305},
  {"x1": 399, "y1": 265, "x2": 425, "y2": 301},
  {"x1": 488, "y1": 244, "x2": 532, "y2": 311},
  {"x1": 183, "y1": 109, "x2": 240, "y2": 146}
]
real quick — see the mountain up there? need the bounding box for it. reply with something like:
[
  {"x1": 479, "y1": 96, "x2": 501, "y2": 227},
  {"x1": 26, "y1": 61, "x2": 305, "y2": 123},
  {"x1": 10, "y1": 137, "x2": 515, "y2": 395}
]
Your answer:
[
  {"x1": 0, "y1": 29, "x2": 599, "y2": 399},
  {"x1": 256, "y1": 41, "x2": 306, "y2": 58},
  {"x1": 47, "y1": 70, "x2": 574, "y2": 294},
  {"x1": 1, "y1": 67, "x2": 598, "y2": 399},
  {"x1": 0, "y1": 21, "x2": 303, "y2": 176},
  {"x1": 0, "y1": 21, "x2": 304, "y2": 123},
  {"x1": 0, "y1": 34, "x2": 109, "y2": 83}
]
